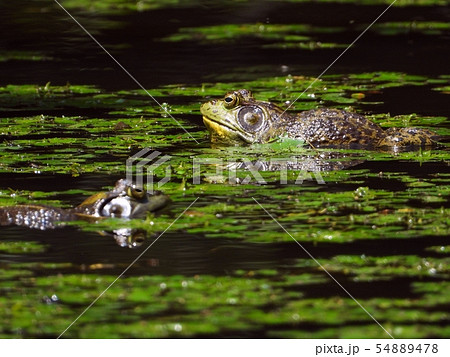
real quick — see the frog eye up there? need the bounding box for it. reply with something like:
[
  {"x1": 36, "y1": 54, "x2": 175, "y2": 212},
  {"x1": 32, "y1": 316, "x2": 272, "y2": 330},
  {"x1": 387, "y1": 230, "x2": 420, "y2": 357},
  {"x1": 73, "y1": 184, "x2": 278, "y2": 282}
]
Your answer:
[
  {"x1": 224, "y1": 92, "x2": 239, "y2": 108},
  {"x1": 127, "y1": 186, "x2": 147, "y2": 199},
  {"x1": 237, "y1": 106, "x2": 265, "y2": 133},
  {"x1": 129, "y1": 231, "x2": 146, "y2": 247}
]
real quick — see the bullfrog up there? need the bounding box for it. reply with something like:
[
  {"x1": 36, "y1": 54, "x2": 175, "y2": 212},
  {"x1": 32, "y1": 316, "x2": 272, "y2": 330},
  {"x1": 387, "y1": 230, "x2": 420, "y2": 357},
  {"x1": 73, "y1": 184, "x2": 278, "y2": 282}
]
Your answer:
[
  {"x1": 201, "y1": 89, "x2": 438, "y2": 148},
  {"x1": 0, "y1": 179, "x2": 170, "y2": 230}
]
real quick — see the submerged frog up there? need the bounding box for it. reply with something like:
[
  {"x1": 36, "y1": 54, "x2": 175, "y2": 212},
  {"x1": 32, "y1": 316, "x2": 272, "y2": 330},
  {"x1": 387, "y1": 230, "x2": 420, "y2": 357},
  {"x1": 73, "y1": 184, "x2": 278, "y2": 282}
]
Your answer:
[
  {"x1": 0, "y1": 179, "x2": 169, "y2": 230},
  {"x1": 201, "y1": 89, "x2": 438, "y2": 148}
]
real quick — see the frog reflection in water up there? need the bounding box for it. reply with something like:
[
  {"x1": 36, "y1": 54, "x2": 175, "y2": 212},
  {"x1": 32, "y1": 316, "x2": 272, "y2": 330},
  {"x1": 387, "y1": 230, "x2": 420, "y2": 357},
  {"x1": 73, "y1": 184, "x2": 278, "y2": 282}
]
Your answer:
[
  {"x1": 201, "y1": 89, "x2": 439, "y2": 148},
  {"x1": 0, "y1": 179, "x2": 170, "y2": 247}
]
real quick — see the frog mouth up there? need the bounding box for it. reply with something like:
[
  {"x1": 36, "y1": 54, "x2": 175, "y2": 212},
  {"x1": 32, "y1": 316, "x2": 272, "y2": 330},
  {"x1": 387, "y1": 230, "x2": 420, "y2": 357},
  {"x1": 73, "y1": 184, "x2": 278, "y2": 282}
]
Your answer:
[
  {"x1": 202, "y1": 116, "x2": 236, "y2": 132},
  {"x1": 202, "y1": 116, "x2": 253, "y2": 143}
]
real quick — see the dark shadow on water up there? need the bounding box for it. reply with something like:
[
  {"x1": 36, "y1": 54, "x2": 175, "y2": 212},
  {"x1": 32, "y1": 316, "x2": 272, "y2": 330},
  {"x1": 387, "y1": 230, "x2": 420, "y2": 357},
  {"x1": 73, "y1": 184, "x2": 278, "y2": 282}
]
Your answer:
[
  {"x1": 2, "y1": 222, "x2": 447, "y2": 276},
  {"x1": 1, "y1": 1, "x2": 449, "y2": 89}
]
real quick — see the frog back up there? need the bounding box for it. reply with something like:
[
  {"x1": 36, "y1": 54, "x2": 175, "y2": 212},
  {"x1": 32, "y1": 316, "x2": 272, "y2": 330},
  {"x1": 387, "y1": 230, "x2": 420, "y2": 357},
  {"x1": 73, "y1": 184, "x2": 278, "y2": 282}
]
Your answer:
[
  {"x1": 0, "y1": 205, "x2": 73, "y2": 230},
  {"x1": 280, "y1": 108, "x2": 385, "y2": 147}
]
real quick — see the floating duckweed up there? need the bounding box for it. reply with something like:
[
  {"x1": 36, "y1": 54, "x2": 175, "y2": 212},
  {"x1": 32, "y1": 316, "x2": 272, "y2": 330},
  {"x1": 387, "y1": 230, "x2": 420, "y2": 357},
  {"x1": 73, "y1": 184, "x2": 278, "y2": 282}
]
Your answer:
[{"x1": 0, "y1": 69, "x2": 448, "y2": 339}]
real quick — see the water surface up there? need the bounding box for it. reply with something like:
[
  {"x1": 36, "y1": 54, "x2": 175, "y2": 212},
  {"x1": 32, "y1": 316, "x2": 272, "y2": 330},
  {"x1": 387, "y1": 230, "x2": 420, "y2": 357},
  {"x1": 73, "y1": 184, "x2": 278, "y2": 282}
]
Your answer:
[{"x1": 0, "y1": 0, "x2": 448, "y2": 338}]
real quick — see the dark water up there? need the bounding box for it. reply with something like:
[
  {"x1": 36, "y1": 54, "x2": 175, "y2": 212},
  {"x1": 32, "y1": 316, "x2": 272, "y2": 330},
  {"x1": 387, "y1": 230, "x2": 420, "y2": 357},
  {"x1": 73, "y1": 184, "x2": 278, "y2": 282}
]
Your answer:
[
  {"x1": 1, "y1": 1, "x2": 449, "y2": 88},
  {"x1": 0, "y1": 0, "x2": 449, "y2": 338}
]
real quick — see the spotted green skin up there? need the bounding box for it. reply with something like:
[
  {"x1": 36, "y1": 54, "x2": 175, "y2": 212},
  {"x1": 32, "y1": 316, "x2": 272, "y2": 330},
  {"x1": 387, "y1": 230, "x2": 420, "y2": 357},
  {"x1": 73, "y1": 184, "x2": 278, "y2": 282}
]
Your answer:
[
  {"x1": 201, "y1": 89, "x2": 438, "y2": 148},
  {"x1": 0, "y1": 179, "x2": 169, "y2": 230}
]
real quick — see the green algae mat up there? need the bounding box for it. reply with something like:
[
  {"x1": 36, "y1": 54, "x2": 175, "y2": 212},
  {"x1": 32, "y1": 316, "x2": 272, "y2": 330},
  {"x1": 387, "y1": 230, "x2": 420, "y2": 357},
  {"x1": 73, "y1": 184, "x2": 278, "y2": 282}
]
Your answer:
[
  {"x1": 0, "y1": 75, "x2": 448, "y2": 338},
  {"x1": 0, "y1": 0, "x2": 449, "y2": 339}
]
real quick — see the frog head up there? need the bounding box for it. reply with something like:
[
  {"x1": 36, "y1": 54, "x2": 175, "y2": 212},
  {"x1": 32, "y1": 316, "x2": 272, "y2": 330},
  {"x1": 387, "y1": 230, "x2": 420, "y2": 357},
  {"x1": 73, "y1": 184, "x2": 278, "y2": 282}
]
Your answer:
[
  {"x1": 200, "y1": 89, "x2": 284, "y2": 144},
  {"x1": 75, "y1": 179, "x2": 170, "y2": 219}
]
